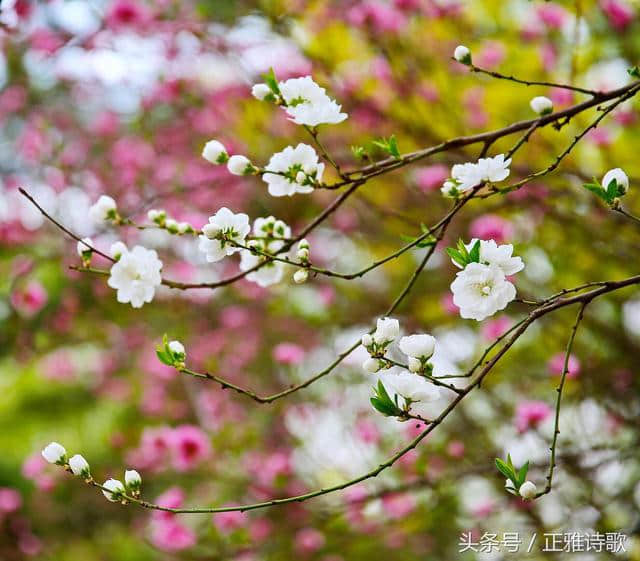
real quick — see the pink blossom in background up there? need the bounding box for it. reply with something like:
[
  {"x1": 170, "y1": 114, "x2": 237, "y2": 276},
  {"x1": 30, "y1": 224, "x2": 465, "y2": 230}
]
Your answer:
[
  {"x1": 355, "y1": 418, "x2": 380, "y2": 444},
  {"x1": 347, "y1": 1, "x2": 407, "y2": 33},
  {"x1": 471, "y1": 499, "x2": 495, "y2": 518},
  {"x1": 476, "y1": 41, "x2": 505, "y2": 69},
  {"x1": 588, "y1": 127, "x2": 613, "y2": 147},
  {"x1": 515, "y1": 400, "x2": 552, "y2": 432},
  {"x1": 10, "y1": 281, "x2": 47, "y2": 318},
  {"x1": 382, "y1": 493, "x2": 417, "y2": 519},
  {"x1": 600, "y1": 0, "x2": 635, "y2": 30},
  {"x1": 447, "y1": 440, "x2": 465, "y2": 458},
  {"x1": 150, "y1": 520, "x2": 196, "y2": 551},
  {"x1": 441, "y1": 293, "x2": 459, "y2": 315},
  {"x1": 105, "y1": 0, "x2": 152, "y2": 29},
  {"x1": 549, "y1": 88, "x2": 574, "y2": 108},
  {"x1": 212, "y1": 510, "x2": 248, "y2": 533},
  {"x1": 548, "y1": 352, "x2": 581, "y2": 379},
  {"x1": 295, "y1": 528, "x2": 326, "y2": 554},
  {"x1": 469, "y1": 214, "x2": 513, "y2": 244},
  {"x1": 273, "y1": 342, "x2": 306, "y2": 365},
  {"x1": 536, "y1": 3, "x2": 568, "y2": 29},
  {"x1": 480, "y1": 316, "x2": 512, "y2": 341},
  {"x1": 168, "y1": 425, "x2": 211, "y2": 472},
  {"x1": 39, "y1": 350, "x2": 76, "y2": 381},
  {"x1": 0, "y1": 488, "x2": 22, "y2": 514},
  {"x1": 18, "y1": 533, "x2": 42, "y2": 557},
  {"x1": 153, "y1": 487, "x2": 185, "y2": 521},
  {"x1": 249, "y1": 518, "x2": 273, "y2": 542},
  {"x1": 414, "y1": 164, "x2": 449, "y2": 192},
  {"x1": 126, "y1": 426, "x2": 171, "y2": 470}
]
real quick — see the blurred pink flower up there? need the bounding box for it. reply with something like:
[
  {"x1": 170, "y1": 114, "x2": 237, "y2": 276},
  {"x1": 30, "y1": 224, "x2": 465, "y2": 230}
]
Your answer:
[
  {"x1": 382, "y1": 493, "x2": 416, "y2": 519},
  {"x1": 549, "y1": 88, "x2": 574, "y2": 107},
  {"x1": 0, "y1": 488, "x2": 21, "y2": 514},
  {"x1": 548, "y1": 352, "x2": 581, "y2": 379},
  {"x1": 295, "y1": 528, "x2": 326, "y2": 554},
  {"x1": 414, "y1": 164, "x2": 449, "y2": 192},
  {"x1": 150, "y1": 520, "x2": 196, "y2": 551},
  {"x1": 480, "y1": 316, "x2": 512, "y2": 341},
  {"x1": 476, "y1": 41, "x2": 506, "y2": 69},
  {"x1": 347, "y1": 1, "x2": 407, "y2": 33},
  {"x1": 515, "y1": 400, "x2": 552, "y2": 432},
  {"x1": 106, "y1": 0, "x2": 152, "y2": 29},
  {"x1": 469, "y1": 214, "x2": 513, "y2": 243},
  {"x1": 273, "y1": 342, "x2": 306, "y2": 365},
  {"x1": 447, "y1": 440, "x2": 465, "y2": 458},
  {"x1": 212, "y1": 510, "x2": 248, "y2": 533},
  {"x1": 10, "y1": 281, "x2": 47, "y2": 318},
  {"x1": 169, "y1": 425, "x2": 211, "y2": 472},
  {"x1": 536, "y1": 3, "x2": 568, "y2": 29},
  {"x1": 600, "y1": 0, "x2": 635, "y2": 30}
]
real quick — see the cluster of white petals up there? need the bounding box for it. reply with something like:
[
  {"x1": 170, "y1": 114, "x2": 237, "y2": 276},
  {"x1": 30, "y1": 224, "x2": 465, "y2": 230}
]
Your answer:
[
  {"x1": 380, "y1": 370, "x2": 440, "y2": 405},
  {"x1": 450, "y1": 239, "x2": 524, "y2": 321},
  {"x1": 239, "y1": 216, "x2": 292, "y2": 287},
  {"x1": 198, "y1": 207, "x2": 250, "y2": 263},
  {"x1": 602, "y1": 168, "x2": 629, "y2": 193},
  {"x1": 278, "y1": 76, "x2": 348, "y2": 126},
  {"x1": 263, "y1": 143, "x2": 325, "y2": 197},
  {"x1": 88, "y1": 195, "x2": 117, "y2": 224},
  {"x1": 442, "y1": 154, "x2": 511, "y2": 196},
  {"x1": 107, "y1": 245, "x2": 163, "y2": 308}
]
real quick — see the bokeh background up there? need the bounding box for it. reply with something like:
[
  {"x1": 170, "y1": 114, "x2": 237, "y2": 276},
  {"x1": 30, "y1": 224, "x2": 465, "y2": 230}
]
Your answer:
[{"x1": 1, "y1": 0, "x2": 640, "y2": 559}]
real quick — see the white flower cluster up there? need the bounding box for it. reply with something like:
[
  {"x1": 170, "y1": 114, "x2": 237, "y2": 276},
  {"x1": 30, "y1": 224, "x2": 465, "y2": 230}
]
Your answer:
[
  {"x1": 602, "y1": 168, "x2": 629, "y2": 194},
  {"x1": 450, "y1": 239, "x2": 524, "y2": 321},
  {"x1": 42, "y1": 442, "x2": 142, "y2": 502},
  {"x1": 88, "y1": 195, "x2": 118, "y2": 224},
  {"x1": 441, "y1": 154, "x2": 511, "y2": 197},
  {"x1": 107, "y1": 245, "x2": 163, "y2": 308},
  {"x1": 362, "y1": 317, "x2": 440, "y2": 411},
  {"x1": 253, "y1": 75, "x2": 348, "y2": 127},
  {"x1": 146, "y1": 208, "x2": 193, "y2": 235},
  {"x1": 198, "y1": 207, "x2": 251, "y2": 263},
  {"x1": 239, "y1": 216, "x2": 292, "y2": 287},
  {"x1": 263, "y1": 143, "x2": 324, "y2": 197}
]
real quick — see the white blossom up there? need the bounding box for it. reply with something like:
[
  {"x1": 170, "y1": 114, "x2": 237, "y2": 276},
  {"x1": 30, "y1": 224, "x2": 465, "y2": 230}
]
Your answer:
[
  {"x1": 168, "y1": 340, "x2": 185, "y2": 358},
  {"x1": 77, "y1": 237, "x2": 93, "y2": 256},
  {"x1": 602, "y1": 168, "x2": 629, "y2": 194},
  {"x1": 519, "y1": 480, "x2": 537, "y2": 500},
  {"x1": 147, "y1": 209, "x2": 165, "y2": 223},
  {"x1": 363, "y1": 357, "x2": 382, "y2": 373},
  {"x1": 361, "y1": 333, "x2": 373, "y2": 347},
  {"x1": 530, "y1": 96, "x2": 553, "y2": 115},
  {"x1": 227, "y1": 155, "x2": 254, "y2": 176},
  {"x1": 102, "y1": 478, "x2": 125, "y2": 502},
  {"x1": 451, "y1": 263, "x2": 516, "y2": 321},
  {"x1": 408, "y1": 357, "x2": 422, "y2": 373},
  {"x1": 476, "y1": 154, "x2": 512, "y2": 183},
  {"x1": 447, "y1": 155, "x2": 511, "y2": 194},
  {"x1": 88, "y1": 195, "x2": 117, "y2": 223},
  {"x1": 107, "y1": 246, "x2": 163, "y2": 308},
  {"x1": 293, "y1": 269, "x2": 309, "y2": 284},
  {"x1": 380, "y1": 370, "x2": 440, "y2": 403},
  {"x1": 454, "y1": 45, "x2": 471, "y2": 64},
  {"x1": 124, "y1": 469, "x2": 142, "y2": 489},
  {"x1": 110, "y1": 241, "x2": 127, "y2": 260},
  {"x1": 251, "y1": 83, "x2": 272, "y2": 100},
  {"x1": 441, "y1": 180, "x2": 460, "y2": 198},
  {"x1": 202, "y1": 140, "x2": 228, "y2": 164},
  {"x1": 399, "y1": 334, "x2": 436, "y2": 360},
  {"x1": 373, "y1": 317, "x2": 400, "y2": 345},
  {"x1": 263, "y1": 144, "x2": 325, "y2": 197},
  {"x1": 239, "y1": 216, "x2": 291, "y2": 287},
  {"x1": 42, "y1": 442, "x2": 66, "y2": 464},
  {"x1": 198, "y1": 207, "x2": 250, "y2": 263},
  {"x1": 278, "y1": 76, "x2": 347, "y2": 126},
  {"x1": 454, "y1": 239, "x2": 524, "y2": 276},
  {"x1": 69, "y1": 454, "x2": 90, "y2": 476}
]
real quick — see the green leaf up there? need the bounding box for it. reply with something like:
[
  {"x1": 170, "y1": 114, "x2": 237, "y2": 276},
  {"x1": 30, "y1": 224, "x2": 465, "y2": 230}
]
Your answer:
[
  {"x1": 372, "y1": 136, "x2": 401, "y2": 159},
  {"x1": 628, "y1": 66, "x2": 640, "y2": 79},
  {"x1": 445, "y1": 248, "x2": 466, "y2": 267},
  {"x1": 371, "y1": 381, "x2": 403, "y2": 417},
  {"x1": 582, "y1": 182, "x2": 609, "y2": 202},
  {"x1": 495, "y1": 458, "x2": 515, "y2": 480},
  {"x1": 156, "y1": 348, "x2": 172, "y2": 366},
  {"x1": 351, "y1": 145, "x2": 367, "y2": 160},
  {"x1": 262, "y1": 67, "x2": 280, "y2": 95},
  {"x1": 468, "y1": 239, "x2": 481, "y2": 263},
  {"x1": 517, "y1": 461, "x2": 530, "y2": 486}
]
